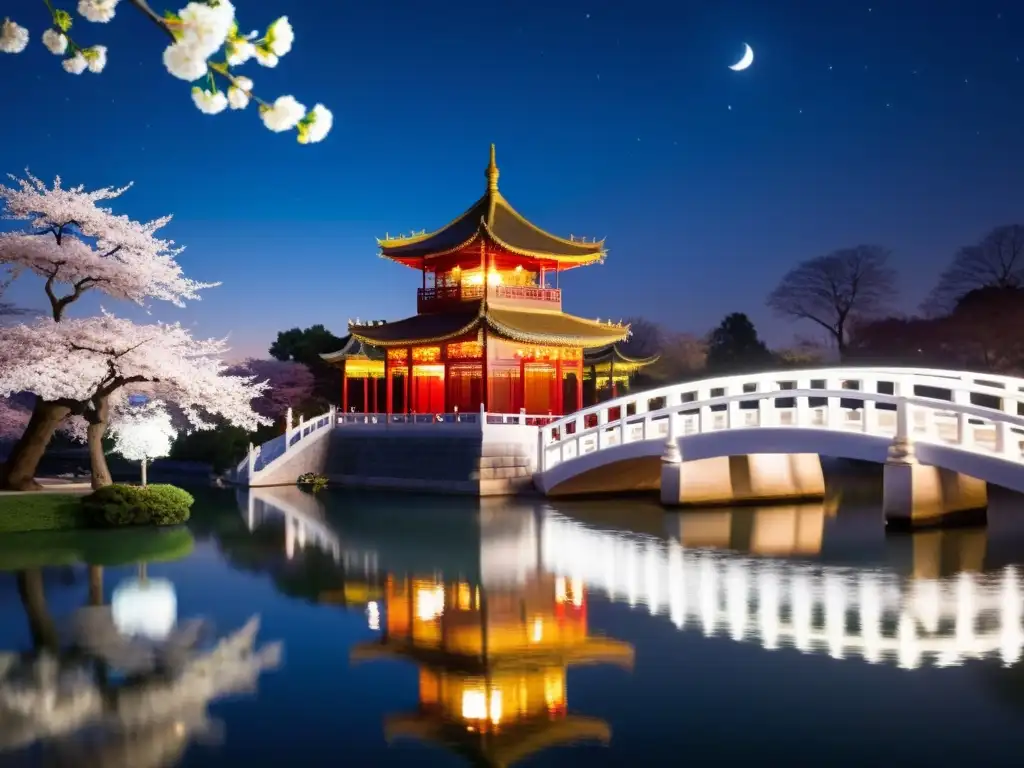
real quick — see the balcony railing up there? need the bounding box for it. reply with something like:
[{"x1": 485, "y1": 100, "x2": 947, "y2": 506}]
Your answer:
[
  {"x1": 417, "y1": 284, "x2": 562, "y2": 313},
  {"x1": 492, "y1": 285, "x2": 562, "y2": 304}
]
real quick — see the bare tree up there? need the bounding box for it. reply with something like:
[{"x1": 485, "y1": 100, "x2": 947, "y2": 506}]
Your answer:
[
  {"x1": 924, "y1": 224, "x2": 1024, "y2": 314},
  {"x1": 767, "y1": 245, "x2": 897, "y2": 360},
  {"x1": 621, "y1": 316, "x2": 663, "y2": 359}
]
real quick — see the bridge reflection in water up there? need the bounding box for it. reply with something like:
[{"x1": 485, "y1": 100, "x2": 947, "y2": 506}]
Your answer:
[{"x1": 242, "y1": 489, "x2": 1024, "y2": 676}]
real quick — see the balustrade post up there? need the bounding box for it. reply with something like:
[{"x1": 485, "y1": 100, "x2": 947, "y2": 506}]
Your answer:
[
  {"x1": 727, "y1": 390, "x2": 741, "y2": 430},
  {"x1": 662, "y1": 405, "x2": 682, "y2": 465},
  {"x1": 889, "y1": 398, "x2": 916, "y2": 464},
  {"x1": 951, "y1": 389, "x2": 969, "y2": 447},
  {"x1": 996, "y1": 394, "x2": 1017, "y2": 457},
  {"x1": 246, "y1": 441, "x2": 256, "y2": 484},
  {"x1": 619, "y1": 405, "x2": 628, "y2": 445},
  {"x1": 284, "y1": 406, "x2": 293, "y2": 451},
  {"x1": 519, "y1": 407, "x2": 526, "y2": 426},
  {"x1": 795, "y1": 378, "x2": 810, "y2": 427},
  {"x1": 757, "y1": 397, "x2": 769, "y2": 428},
  {"x1": 480, "y1": 401, "x2": 486, "y2": 424},
  {"x1": 825, "y1": 378, "x2": 841, "y2": 429}
]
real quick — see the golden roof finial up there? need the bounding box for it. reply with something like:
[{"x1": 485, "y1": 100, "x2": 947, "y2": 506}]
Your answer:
[{"x1": 486, "y1": 143, "x2": 499, "y2": 191}]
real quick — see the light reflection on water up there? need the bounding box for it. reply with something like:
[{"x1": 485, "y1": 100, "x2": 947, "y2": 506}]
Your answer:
[{"x1": 4, "y1": 482, "x2": 1024, "y2": 766}]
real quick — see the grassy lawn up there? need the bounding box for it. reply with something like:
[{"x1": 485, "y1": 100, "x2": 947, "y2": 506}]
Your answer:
[
  {"x1": 0, "y1": 492, "x2": 89, "y2": 534},
  {"x1": 0, "y1": 526, "x2": 195, "y2": 571}
]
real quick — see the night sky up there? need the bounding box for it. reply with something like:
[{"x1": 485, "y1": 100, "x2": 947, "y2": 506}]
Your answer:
[{"x1": 2, "y1": 0, "x2": 1022, "y2": 358}]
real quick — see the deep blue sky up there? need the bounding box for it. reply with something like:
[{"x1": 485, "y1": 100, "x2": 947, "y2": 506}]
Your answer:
[{"x1": 2, "y1": 0, "x2": 1023, "y2": 358}]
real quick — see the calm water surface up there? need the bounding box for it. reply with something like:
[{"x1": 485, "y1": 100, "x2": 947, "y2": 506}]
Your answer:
[{"x1": 4, "y1": 483, "x2": 1024, "y2": 766}]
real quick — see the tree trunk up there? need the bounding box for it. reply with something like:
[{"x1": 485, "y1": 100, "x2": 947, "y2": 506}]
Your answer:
[
  {"x1": 0, "y1": 400, "x2": 71, "y2": 491},
  {"x1": 141, "y1": 457, "x2": 148, "y2": 486},
  {"x1": 86, "y1": 395, "x2": 113, "y2": 490},
  {"x1": 17, "y1": 568, "x2": 60, "y2": 653},
  {"x1": 88, "y1": 565, "x2": 104, "y2": 606}
]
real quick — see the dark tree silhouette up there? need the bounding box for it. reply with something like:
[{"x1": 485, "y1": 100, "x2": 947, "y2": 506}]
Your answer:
[
  {"x1": 269, "y1": 325, "x2": 345, "y2": 403},
  {"x1": 846, "y1": 315, "x2": 946, "y2": 366},
  {"x1": 705, "y1": 313, "x2": 774, "y2": 373},
  {"x1": 924, "y1": 224, "x2": 1024, "y2": 314},
  {"x1": 767, "y1": 245, "x2": 897, "y2": 360},
  {"x1": 942, "y1": 286, "x2": 1024, "y2": 373},
  {"x1": 620, "y1": 316, "x2": 663, "y2": 359}
]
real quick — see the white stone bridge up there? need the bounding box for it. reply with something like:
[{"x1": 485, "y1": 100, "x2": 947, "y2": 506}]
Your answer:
[{"x1": 235, "y1": 367, "x2": 1024, "y2": 525}]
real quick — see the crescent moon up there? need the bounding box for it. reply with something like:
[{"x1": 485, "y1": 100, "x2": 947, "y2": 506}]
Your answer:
[{"x1": 729, "y1": 43, "x2": 754, "y2": 72}]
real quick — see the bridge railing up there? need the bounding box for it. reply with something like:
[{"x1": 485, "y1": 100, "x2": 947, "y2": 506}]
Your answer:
[
  {"x1": 235, "y1": 407, "x2": 336, "y2": 484},
  {"x1": 335, "y1": 404, "x2": 559, "y2": 430},
  {"x1": 539, "y1": 367, "x2": 1024, "y2": 472}
]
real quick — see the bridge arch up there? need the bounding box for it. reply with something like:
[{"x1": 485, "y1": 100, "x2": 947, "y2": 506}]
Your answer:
[{"x1": 536, "y1": 367, "x2": 1024, "y2": 511}]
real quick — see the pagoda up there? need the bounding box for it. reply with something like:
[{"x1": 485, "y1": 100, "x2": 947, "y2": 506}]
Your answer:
[
  {"x1": 322, "y1": 145, "x2": 633, "y2": 417},
  {"x1": 351, "y1": 571, "x2": 634, "y2": 766}
]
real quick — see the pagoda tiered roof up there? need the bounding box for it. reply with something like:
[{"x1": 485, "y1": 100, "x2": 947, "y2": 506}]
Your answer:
[
  {"x1": 339, "y1": 301, "x2": 630, "y2": 350},
  {"x1": 383, "y1": 714, "x2": 612, "y2": 768},
  {"x1": 583, "y1": 342, "x2": 660, "y2": 372},
  {"x1": 377, "y1": 145, "x2": 606, "y2": 270}
]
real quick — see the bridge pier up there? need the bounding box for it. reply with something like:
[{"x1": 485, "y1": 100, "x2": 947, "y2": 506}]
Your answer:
[
  {"x1": 882, "y1": 402, "x2": 987, "y2": 530},
  {"x1": 659, "y1": 424, "x2": 825, "y2": 507}
]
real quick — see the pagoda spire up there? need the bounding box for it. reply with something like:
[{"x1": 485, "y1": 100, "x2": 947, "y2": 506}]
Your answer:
[{"x1": 485, "y1": 143, "x2": 499, "y2": 192}]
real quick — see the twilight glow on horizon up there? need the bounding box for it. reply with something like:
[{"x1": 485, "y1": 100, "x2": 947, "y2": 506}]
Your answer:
[{"x1": 1, "y1": 0, "x2": 1022, "y2": 359}]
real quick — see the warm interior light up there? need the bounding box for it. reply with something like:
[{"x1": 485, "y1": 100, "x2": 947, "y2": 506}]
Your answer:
[
  {"x1": 415, "y1": 584, "x2": 445, "y2": 621},
  {"x1": 531, "y1": 616, "x2": 544, "y2": 643},
  {"x1": 461, "y1": 688, "x2": 503, "y2": 725}
]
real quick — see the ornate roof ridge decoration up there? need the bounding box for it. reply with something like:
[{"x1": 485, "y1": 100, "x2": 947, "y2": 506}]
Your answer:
[
  {"x1": 583, "y1": 342, "x2": 661, "y2": 367},
  {"x1": 320, "y1": 334, "x2": 386, "y2": 362},
  {"x1": 377, "y1": 144, "x2": 607, "y2": 265}
]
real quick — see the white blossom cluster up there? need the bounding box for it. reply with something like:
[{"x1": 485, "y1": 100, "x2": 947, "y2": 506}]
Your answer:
[
  {"x1": 0, "y1": 1, "x2": 331, "y2": 144},
  {"x1": 0, "y1": 172, "x2": 214, "y2": 308},
  {"x1": 110, "y1": 399, "x2": 176, "y2": 462},
  {"x1": 0, "y1": 312, "x2": 272, "y2": 434}
]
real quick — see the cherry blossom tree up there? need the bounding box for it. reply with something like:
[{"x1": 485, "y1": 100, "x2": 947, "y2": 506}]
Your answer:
[
  {"x1": 225, "y1": 358, "x2": 316, "y2": 422},
  {"x1": 0, "y1": 313, "x2": 270, "y2": 488},
  {"x1": 0, "y1": 1, "x2": 332, "y2": 144},
  {"x1": 110, "y1": 399, "x2": 176, "y2": 485},
  {"x1": 0, "y1": 399, "x2": 32, "y2": 443},
  {"x1": 0, "y1": 172, "x2": 212, "y2": 490}
]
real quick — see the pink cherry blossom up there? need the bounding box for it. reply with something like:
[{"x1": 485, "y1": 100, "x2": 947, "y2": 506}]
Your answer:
[
  {"x1": 0, "y1": 312, "x2": 271, "y2": 434},
  {"x1": 0, "y1": 171, "x2": 215, "y2": 317},
  {"x1": 0, "y1": 398, "x2": 31, "y2": 440},
  {"x1": 226, "y1": 358, "x2": 315, "y2": 420}
]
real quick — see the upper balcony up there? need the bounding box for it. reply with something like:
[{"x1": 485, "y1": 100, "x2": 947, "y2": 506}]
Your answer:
[{"x1": 417, "y1": 284, "x2": 562, "y2": 314}]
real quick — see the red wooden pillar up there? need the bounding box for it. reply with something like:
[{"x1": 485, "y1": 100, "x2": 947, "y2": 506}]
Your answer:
[
  {"x1": 442, "y1": 344, "x2": 449, "y2": 414},
  {"x1": 610, "y1": 357, "x2": 618, "y2": 399},
  {"x1": 407, "y1": 346, "x2": 415, "y2": 414},
  {"x1": 576, "y1": 361, "x2": 584, "y2": 413},
  {"x1": 554, "y1": 358, "x2": 563, "y2": 415},
  {"x1": 384, "y1": 355, "x2": 392, "y2": 414},
  {"x1": 362, "y1": 376, "x2": 368, "y2": 413},
  {"x1": 370, "y1": 373, "x2": 378, "y2": 413},
  {"x1": 481, "y1": 328, "x2": 489, "y2": 413},
  {"x1": 341, "y1": 362, "x2": 349, "y2": 412},
  {"x1": 518, "y1": 356, "x2": 526, "y2": 414}
]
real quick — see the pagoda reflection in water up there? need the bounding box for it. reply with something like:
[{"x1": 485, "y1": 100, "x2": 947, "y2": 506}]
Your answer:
[{"x1": 351, "y1": 569, "x2": 634, "y2": 766}]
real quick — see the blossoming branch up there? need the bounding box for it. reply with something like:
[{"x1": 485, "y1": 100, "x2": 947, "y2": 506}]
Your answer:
[{"x1": 0, "y1": 0, "x2": 332, "y2": 144}]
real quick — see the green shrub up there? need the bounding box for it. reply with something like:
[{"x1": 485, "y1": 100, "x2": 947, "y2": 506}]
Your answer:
[
  {"x1": 81, "y1": 483, "x2": 194, "y2": 528},
  {"x1": 143, "y1": 484, "x2": 195, "y2": 525},
  {"x1": 297, "y1": 472, "x2": 328, "y2": 493}
]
